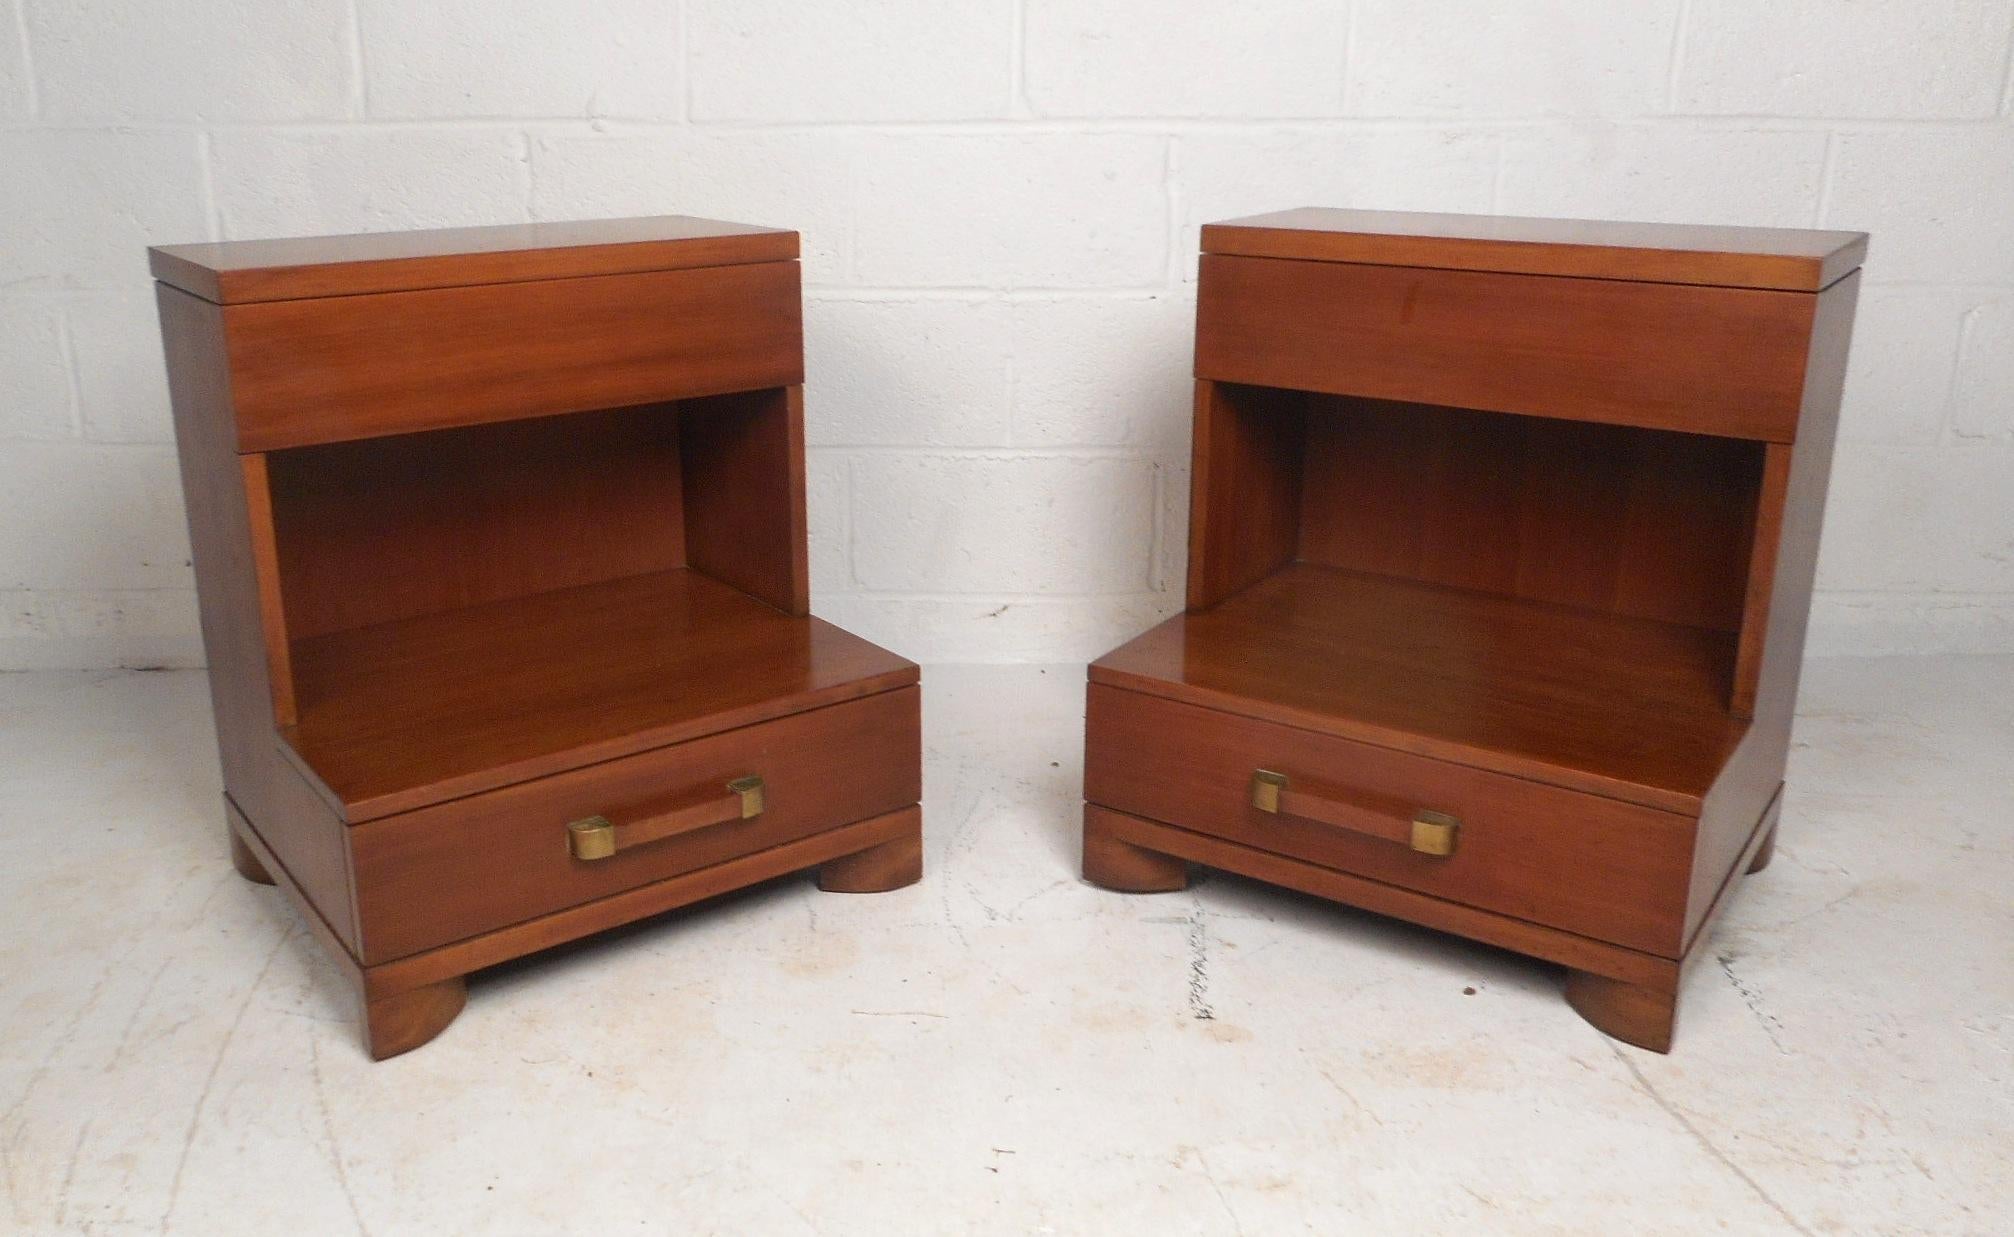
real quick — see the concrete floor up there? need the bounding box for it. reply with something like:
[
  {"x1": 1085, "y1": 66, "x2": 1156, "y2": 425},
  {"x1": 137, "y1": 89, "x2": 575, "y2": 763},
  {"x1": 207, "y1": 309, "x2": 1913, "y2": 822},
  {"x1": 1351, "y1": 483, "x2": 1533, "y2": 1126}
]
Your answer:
[{"x1": 0, "y1": 659, "x2": 2008, "y2": 1235}]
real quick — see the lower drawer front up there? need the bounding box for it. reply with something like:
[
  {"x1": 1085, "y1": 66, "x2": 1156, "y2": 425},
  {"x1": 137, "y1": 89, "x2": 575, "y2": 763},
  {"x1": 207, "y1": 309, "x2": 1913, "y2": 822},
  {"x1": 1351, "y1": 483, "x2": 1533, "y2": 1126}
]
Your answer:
[
  {"x1": 351, "y1": 686, "x2": 919, "y2": 963},
  {"x1": 1084, "y1": 685, "x2": 1694, "y2": 955}
]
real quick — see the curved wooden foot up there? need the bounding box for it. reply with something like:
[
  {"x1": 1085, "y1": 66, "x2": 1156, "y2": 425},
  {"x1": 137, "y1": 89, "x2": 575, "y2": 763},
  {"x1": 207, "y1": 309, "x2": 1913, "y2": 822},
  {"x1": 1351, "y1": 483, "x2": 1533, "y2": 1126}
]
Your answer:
[
  {"x1": 229, "y1": 827, "x2": 276, "y2": 885},
  {"x1": 1083, "y1": 808, "x2": 1189, "y2": 893},
  {"x1": 1747, "y1": 822, "x2": 1779, "y2": 874},
  {"x1": 1565, "y1": 968, "x2": 1679, "y2": 1054},
  {"x1": 363, "y1": 977, "x2": 467, "y2": 1060},
  {"x1": 818, "y1": 815, "x2": 923, "y2": 893}
]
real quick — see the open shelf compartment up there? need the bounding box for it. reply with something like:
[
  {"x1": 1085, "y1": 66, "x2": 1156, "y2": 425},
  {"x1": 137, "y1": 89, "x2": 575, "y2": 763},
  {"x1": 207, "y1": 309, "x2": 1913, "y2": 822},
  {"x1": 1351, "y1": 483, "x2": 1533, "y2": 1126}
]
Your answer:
[
  {"x1": 240, "y1": 390, "x2": 913, "y2": 822},
  {"x1": 1097, "y1": 384, "x2": 1780, "y2": 813}
]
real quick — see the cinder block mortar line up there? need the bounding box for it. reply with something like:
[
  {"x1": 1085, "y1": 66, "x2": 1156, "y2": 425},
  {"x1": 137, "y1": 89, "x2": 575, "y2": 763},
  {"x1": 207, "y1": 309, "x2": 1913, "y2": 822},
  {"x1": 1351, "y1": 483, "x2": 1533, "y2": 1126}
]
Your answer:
[
  {"x1": 1944, "y1": 305, "x2": 2001, "y2": 447},
  {"x1": 1859, "y1": 279, "x2": 2014, "y2": 292},
  {"x1": 841, "y1": 588, "x2": 1174, "y2": 604},
  {"x1": 343, "y1": 0, "x2": 369, "y2": 119},
  {"x1": 7, "y1": 116, "x2": 2009, "y2": 137},
  {"x1": 50, "y1": 311, "x2": 82, "y2": 439},
  {"x1": 10, "y1": 0, "x2": 36, "y2": 117},
  {"x1": 805, "y1": 288, "x2": 1178, "y2": 301},
  {"x1": 802, "y1": 445, "x2": 1162, "y2": 460},
  {"x1": 678, "y1": 0, "x2": 692, "y2": 125},
  {"x1": 835, "y1": 452, "x2": 859, "y2": 591},
  {"x1": 1820, "y1": 592, "x2": 2014, "y2": 608},
  {"x1": 1008, "y1": 0, "x2": 1031, "y2": 119},
  {"x1": 1664, "y1": 0, "x2": 1694, "y2": 111},
  {"x1": 1813, "y1": 129, "x2": 1838, "y2": 229},
  {"x1": 3, "y1": 585, "x2": 196, "y2": 597},
  {"x1": 1487, "y1": 131, "x2": 1506, "y2": 212},
  {"x1": 2000, "y1": 7, "x2": 2014, "y2": 117},
  {"x1": 1338, "y1": 0, "x2": 1355, "y2": 113},
  {"x1": 1146, "y1": 459, "x2": 1166, "y2": 601},
  {"x1": 194, "y1": 130, "x2": 222, "y2": 240},
  {"x1": 13, "y1": 438, "x2": 177, "y2": 454}
]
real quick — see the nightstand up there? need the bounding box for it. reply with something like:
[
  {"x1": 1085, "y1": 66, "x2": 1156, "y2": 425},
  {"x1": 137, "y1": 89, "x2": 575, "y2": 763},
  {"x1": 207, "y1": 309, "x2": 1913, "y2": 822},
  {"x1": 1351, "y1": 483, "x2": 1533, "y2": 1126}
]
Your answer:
[
  {"x1": 154, "y1": 216, "x2": 923, "y2": 1059},
  {"x1": 1083, "y1": 209, "x2": 1863, "y2": 1052}
]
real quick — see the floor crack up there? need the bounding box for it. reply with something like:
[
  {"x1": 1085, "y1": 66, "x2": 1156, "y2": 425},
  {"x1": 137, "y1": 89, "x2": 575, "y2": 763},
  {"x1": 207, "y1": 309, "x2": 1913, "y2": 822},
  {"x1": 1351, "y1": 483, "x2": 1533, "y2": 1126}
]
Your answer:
[
  {"x1": 310, "y1": 1034, "x2": 370, "y2": 1236},
  {"x1": 160, "y1": 927, "x2": 293, "y2": 1227},
  {"x1": 1185, "y1": 903, "x2": 1215, "y2": 1022},
  {"x1": 1188, "y1": 1147, "x2": 1246, "y2": 1237},
  {"x1": 1716, "y1": 953, "x2": 1793, "y2": 1057},
  {"x1": 1610, "y1": 1043, "x2": 1813, "y2": 1235}
]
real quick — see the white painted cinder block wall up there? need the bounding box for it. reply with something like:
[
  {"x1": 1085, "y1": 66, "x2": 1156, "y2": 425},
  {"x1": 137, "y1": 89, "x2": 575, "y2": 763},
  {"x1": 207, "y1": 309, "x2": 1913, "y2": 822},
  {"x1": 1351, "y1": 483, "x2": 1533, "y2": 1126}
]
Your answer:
[{"x1": 3, "y1": 1, "x2": 2012, "y2": 668}]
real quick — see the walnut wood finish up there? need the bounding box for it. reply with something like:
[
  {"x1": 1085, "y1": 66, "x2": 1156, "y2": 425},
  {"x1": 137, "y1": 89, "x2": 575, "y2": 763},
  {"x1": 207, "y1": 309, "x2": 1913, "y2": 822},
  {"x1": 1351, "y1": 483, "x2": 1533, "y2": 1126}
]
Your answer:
[
  {"x1": 160, "y1": 284, "x2": 359, "y2": 951},
  {"x1": 362, "y1": 807, "x2": 921, "y2": 1002},
  {"x1": 1086, "y1": 804, "x2": 1679, "y2": 993},
  {"x1": 1081, "y1": 813, "x2": 1191, "y2": 893},
  {"x1": 150, "y1": 214, "x2": 796, "y2": 304},
  {"x1": 1089, "y1": 794, "x2": 1778, "y2": 1055},
  {"x1": 238, "y1": 454, "x2": 297, "y2": 724},
  {"x1": 1086, "y1": 684, "x2": 1695, "y2": 954},
  {"x1": 222, "y1": 262, "x2": 803, "y2": 451},
  {"x1": 264, "y1": 403, "x2": 690, "y2": 641},
  {"x1": 1097, "y1": 564, "x2": 1744, "y2": 813},
  {"x1": 1298, "y1": 398, "x2": 1763, "y2": 635},
  {"x1": 1256, "y1": 772, "x2": 1440, "y2": 852},
  {"x1": 228, "y1": 824, "x2": 275, "y2": 885},
  {"x1": 231, "y1": 796, "x2": 919, "y2": 1059},
  {"x1": 1089, "y1": 210, "x2": 1861, "y2": 1052},
  {"x1": 1196, "y1": 254, "x2": 1817, "y2": 441},
  {"x1": 1185, "y1": 380, "x2": 1305, "y2": 610},
  {"x1": 817, "y1": 822, "x2": 925, "y2": 894},
  {"x1": 1562, "y1": 969, "x2": 1681, "y2": 1055},
  {"x1": 285, "y1": 568, "x2": 911, "y2": 821},
  {"x1": 681, "y1": 386, "x2": 811, "y2": 615},
  {"x1": 1201, "y1": 208, "x2": 1866, "y2": 292},
  {"x1": 1747, "y1": 821, "x2": 1779, "y2": 875},
  {"x1": 350, "y1": 687, "x2": 919, "y2": 963},
  {"x1": 163, "y1": 218, "x2": 919, "y2": 1058},
  {"x1": 1679, "y1": 272, "x2": 1858, "y2": 948},
  {"x1": 364, "y1": 979, "x2": 469, "y2": 1061}
]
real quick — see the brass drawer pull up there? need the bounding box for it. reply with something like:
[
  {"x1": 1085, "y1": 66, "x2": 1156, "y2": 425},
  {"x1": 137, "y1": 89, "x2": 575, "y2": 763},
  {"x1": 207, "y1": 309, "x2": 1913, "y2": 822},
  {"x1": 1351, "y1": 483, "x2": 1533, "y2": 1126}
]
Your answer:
[
  {"x1": 568, "y1": 775, "x2": 765, "y2": 861},
  {"x1": 1251, "y1": 769, "x2": 1458, "y2": 857}
]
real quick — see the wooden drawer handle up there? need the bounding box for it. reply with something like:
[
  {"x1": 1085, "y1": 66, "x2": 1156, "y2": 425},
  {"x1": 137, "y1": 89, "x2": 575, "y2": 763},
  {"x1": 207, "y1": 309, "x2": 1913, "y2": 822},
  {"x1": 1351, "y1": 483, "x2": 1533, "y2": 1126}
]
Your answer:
[
  {"x1": 1250, "y1": 769, "x2": 1459, "y2": 857},
  {"x1": 567, "y1": 775, "x2": 765, "y2": 862}
]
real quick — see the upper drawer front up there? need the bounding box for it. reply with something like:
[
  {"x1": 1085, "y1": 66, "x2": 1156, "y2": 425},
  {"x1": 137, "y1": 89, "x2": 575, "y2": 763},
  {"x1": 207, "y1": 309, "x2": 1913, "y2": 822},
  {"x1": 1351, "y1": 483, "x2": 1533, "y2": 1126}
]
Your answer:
[
  {"x1": 1084, "y1": 685, "x2": 1694, "y2": 955},
  {"x1": 350, "y1": 685, "x2": 918, "y2": 964},
  {"x1": 223, "y1": 262, "x2": 803, "y2": 451},
  {"x1": 1195, "y1": 254, "x2": 1815, "y2": 441}
]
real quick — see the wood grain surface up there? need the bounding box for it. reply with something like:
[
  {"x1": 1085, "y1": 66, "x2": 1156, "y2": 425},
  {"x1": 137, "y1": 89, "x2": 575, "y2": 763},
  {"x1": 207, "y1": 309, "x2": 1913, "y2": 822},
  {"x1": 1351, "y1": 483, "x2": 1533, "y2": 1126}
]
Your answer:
[
  {"x1": 286, "y1": 567, "x2": 917, "y2": 821},
  {"x1": 1195, "y1": 254, "x2": 1816, "y2": 441},
  {"x1": 150, "y1": 214, "x2": 797, "y2": 304},
  {"x1": 350, "y1": 686, "x2": 920, "y2": 963},
  {"x1": 1202, "y1": 207, "x2": 1866, "y2": 291},
  {"x1": 1096, "y1": 563, "x2": 1746, "y2": 813},
  {"x1": 224, "y1": 261, "x2": 803, "y2": 450},
  {"x1": 1086, "y1": 684, "x2": 1696, "y2": 954}
]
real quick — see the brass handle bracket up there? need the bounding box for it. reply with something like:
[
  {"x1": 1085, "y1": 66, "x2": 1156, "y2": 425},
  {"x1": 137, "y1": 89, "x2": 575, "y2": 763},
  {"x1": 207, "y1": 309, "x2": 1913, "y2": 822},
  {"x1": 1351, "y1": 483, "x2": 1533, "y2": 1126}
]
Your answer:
[
  {"x1": 567, "y1": 814, "x2": 619, "y2": 861},
  {"x1": 1409, "y1": 809, "x2": 1460, "y2": 857},
  {"x1": 1251, "y1": 768, "x2": 1459, "y2": 858},
  {"x1": 1250, "y1": 768, "x2": 1288, "y2": 813},
  {"x1": 568, "y1": 774, "x2": 766, "y2": 862},
  {"x1": 727, "y1": 774, "x2": 765, "y2": 818}
]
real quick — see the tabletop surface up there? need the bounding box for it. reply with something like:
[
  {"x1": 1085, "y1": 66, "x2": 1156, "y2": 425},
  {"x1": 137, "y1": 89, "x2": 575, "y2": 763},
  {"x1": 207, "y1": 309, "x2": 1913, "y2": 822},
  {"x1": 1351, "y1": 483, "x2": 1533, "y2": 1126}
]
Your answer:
[
  {"x1": 150, "y1": 214, "x2": 798, "y2": 303},
  {"x1": 1203, "y1": 207, "x2": 1867, "y2": 291}
]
